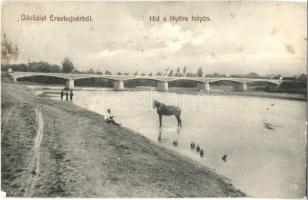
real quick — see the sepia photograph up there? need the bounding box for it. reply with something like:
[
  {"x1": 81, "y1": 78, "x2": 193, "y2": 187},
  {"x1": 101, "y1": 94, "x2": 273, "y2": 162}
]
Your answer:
[{"x1": 1, "y1": 0, "x2": 307, "y2": 198}]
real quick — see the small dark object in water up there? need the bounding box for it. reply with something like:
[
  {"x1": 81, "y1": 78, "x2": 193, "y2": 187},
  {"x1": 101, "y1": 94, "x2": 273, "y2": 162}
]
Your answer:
[
  {"x1": 222, "y1": 155, "x2": 227, "y2": 162},
  {"x1": 271, "y1": 103, "x2": 274, "y2": 106},
  {"x1": 190, "y1": 142, "x2": 195, "y2": 150},
  {"x1": 264, "y1": 122, "x2": 275, "y2": 130},
  {"x1": 196, "y1": 146, "x2": 200, "y2": 152},
  {"x1": 158, "y1": 132, "x2": 162, "y2": 142},
  {"x1": 173, "y1": 141, "x2": 178, "y2": 146},
  {"x1": 200, "y1": 149, "x2": 204, "y2": 157}
]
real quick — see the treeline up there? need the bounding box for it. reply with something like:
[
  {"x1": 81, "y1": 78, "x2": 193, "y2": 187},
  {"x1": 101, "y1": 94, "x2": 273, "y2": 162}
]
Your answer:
[
  {"x1": 1, "y1": 57, "x2": 77, "y2": 73},
  {"x1": 277, "y1": 81, "x2": 307, "y2": 94},
  {"x1": 2, "y1": 62, "x2": 61, "y2": 73},
  {"x1": 74, "y1": 66, "x2": 307, "y2": 83}
]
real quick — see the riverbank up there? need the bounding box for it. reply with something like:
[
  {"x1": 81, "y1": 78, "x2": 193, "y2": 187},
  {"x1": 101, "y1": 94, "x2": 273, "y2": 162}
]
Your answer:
[{"x1": 1, "y1": 82, "x2": 246, "y2": 197}]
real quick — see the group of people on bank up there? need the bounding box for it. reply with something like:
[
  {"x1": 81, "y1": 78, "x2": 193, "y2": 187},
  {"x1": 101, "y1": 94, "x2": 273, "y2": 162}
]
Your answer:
[{"x1": 60, "y1": 90, "x2": 73, "y2": 102}]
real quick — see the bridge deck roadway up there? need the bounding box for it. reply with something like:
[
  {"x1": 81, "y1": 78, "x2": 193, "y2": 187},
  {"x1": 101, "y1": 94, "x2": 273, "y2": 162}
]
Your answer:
[{"x1": 9, "y1": 72, "x2": 282, "y2": 85}]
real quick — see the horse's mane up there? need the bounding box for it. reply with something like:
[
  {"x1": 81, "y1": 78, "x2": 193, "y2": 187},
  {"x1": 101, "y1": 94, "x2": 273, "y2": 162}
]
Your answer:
[{"x1": 153, "y1": 100, "x2": 165, "y2": 108}]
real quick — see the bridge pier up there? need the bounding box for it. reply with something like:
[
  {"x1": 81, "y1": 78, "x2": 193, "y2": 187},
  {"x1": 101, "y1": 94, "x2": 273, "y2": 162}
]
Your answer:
[
  {"x1": 114, "y1": 80, "x2": 125, "y2": 91},
  {"x1": 197, "y1": 82, "x2": 210, "y2": 92},
  {"x1": 157, "y1": 81, "x2": 168, "y2": 91},
  {"x1": 65, "y1": 79, "x2": 75, "y2": 90},
  {"x1": 241, "y1": 82, "x2": 248, "y2": 91},
  {"x1": 7, "y1": 68, "x2": 17, "y2": 82},
  {"x1": 11, "y1": 76, "x2": 17, "y2": 82},
  {"x1": 233, "y1": 82, "x2": 247, "y2": 92}
]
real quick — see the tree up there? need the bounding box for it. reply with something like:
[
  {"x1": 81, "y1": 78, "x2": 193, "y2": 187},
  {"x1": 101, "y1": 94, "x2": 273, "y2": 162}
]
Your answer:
[
  {"x1": 62, "y1": 57, "x2": 75, "y2": 73},
  {"x1": 196, "y1": 67, "x2": 203, "y2": 77},
  {"x1": 296, "y1": 73, "x2": 307, "y2": 81},
  {"x1": 186, "y1": 72, "x2": 195, "y2": 77},
  {"x1": 1, "y1": 33, "x2": 19, "y2": 64},
  {"x1": 87, "y1": 68, "x2": 95, "y2": 74},
  {"x1": 3, "y1": 61, "x2": 61, "y2": 73},
  {"x1": 105, "y1": 70, "x2": 112, "y2": 75},
  {"x1": 156, "y1": 72, "x2": 162, "y2": 76},
  {"x1": 183, "y1": 66, "x2": 187, "y2": 76},
  {"x1": 51, "y1": 64, "x2": 61, "y2": 73},
  {"x1": 176, "y1": 67, "x2": 180, "y2": 76},
  {"x1": 211, "y1": 72, "x2": 226, "y2": 78},
  {"x1": 141, "y1": 73, "x2": 146, "y2": 76},
  {"x1": 117, "y1": 72, "x2": 122, "y2": 75},
  {"x1": 28, "y1": 61, "x2": 61, "y2": 73},
  {"x1": 168, "y1": 70, "x2": 174, "y2": 77},
  {"x1": 148, "y1": 72, "x2": 152, "y2": 76},
  {"x1": 134, "y1": 72, "x2": 138, "y2": 76},
  {"x1": 246, "y1": 72, "x2": 259, "y2": 78}
]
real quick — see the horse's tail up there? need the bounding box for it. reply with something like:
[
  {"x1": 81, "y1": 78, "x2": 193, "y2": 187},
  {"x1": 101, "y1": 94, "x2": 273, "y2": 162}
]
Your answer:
[{"x1": 176, "y1": 107, "x2": 181, "y2": 116}]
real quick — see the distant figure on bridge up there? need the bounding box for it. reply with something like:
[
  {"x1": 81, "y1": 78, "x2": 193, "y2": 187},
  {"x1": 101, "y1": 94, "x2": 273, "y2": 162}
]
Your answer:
[
  {"x1": 60, "y1": 90, "x2": 64, "y2": 101},
  {"x1": 104, "y1": 109, "x2": 121, "y2": 127},
  {"x1": 65, "y1": 91, "x2": 69, "y2": 102},
  {"x1": 70, "y1": 90, "x2": 74, "y2": 101}
]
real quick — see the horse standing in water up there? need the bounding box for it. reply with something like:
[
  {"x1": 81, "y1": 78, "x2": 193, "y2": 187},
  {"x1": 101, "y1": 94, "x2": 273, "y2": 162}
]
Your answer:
[{"x1": 152, "y1": 100, "x2": 182, "y2": 127}]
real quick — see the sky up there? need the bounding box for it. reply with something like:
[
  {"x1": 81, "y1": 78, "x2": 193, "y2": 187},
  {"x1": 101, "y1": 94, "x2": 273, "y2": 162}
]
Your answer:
[{"x1": 1, "y1": 1, "x2": 307, "y2": 76}]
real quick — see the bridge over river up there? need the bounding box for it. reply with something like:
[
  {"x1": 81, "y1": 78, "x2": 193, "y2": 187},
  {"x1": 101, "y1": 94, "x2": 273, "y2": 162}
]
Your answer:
[{"x1": 9, "y1": 71, "x2": 283, "y2": 92}]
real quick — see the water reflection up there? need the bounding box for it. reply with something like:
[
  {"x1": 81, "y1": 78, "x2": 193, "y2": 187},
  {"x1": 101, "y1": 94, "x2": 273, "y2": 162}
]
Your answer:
[
  {"x1": 157, "y1": 129, "x2": 162, "y2": 143},
  {"x1": 158, "y1": 127, "x2": 182, "y2": 147},
  {"x1": 172, "y1": 127, "x2": 181, "y2": 146}
]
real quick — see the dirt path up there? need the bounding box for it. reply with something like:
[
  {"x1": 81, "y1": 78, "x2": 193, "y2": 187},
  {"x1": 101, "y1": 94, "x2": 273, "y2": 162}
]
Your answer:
[
  {"x1": 24, "y1": 108, "x2": 44, "y2": 196},
  {"x1": 33, "y1": 108, "x2": 44, "y2": 175}
]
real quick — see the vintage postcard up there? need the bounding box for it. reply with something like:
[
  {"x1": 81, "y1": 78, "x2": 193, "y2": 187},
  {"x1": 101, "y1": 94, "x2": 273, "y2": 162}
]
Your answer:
[{"x1": 1, "y1": 0, "x2": 307, "y2": 198}]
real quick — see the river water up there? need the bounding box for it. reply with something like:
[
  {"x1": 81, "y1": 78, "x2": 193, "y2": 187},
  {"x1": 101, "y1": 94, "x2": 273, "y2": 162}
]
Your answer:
[{"x1": 31, "y1": 85, "x2": 307, "y2": 198}]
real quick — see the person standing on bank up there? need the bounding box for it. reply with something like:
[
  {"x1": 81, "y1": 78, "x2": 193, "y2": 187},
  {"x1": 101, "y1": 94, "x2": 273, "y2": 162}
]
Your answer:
[
  {"x1": 65, "y1": 91, "x2": 69, "y2": 102},
  {"x1": 70, "y1": 90, "x2": 73, "y2": 102},
  {"x1": 104, "y1": 109, "x2": 121, "y2": 126},
  {"x1": 60, "y1": 90, "x2": 64, "y2": 101}
]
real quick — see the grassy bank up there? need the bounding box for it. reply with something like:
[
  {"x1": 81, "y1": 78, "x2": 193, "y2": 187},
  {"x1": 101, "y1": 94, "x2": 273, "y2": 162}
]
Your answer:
[{"x1": 1, "y1": 82, "x2": 246, "y2": 197}]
